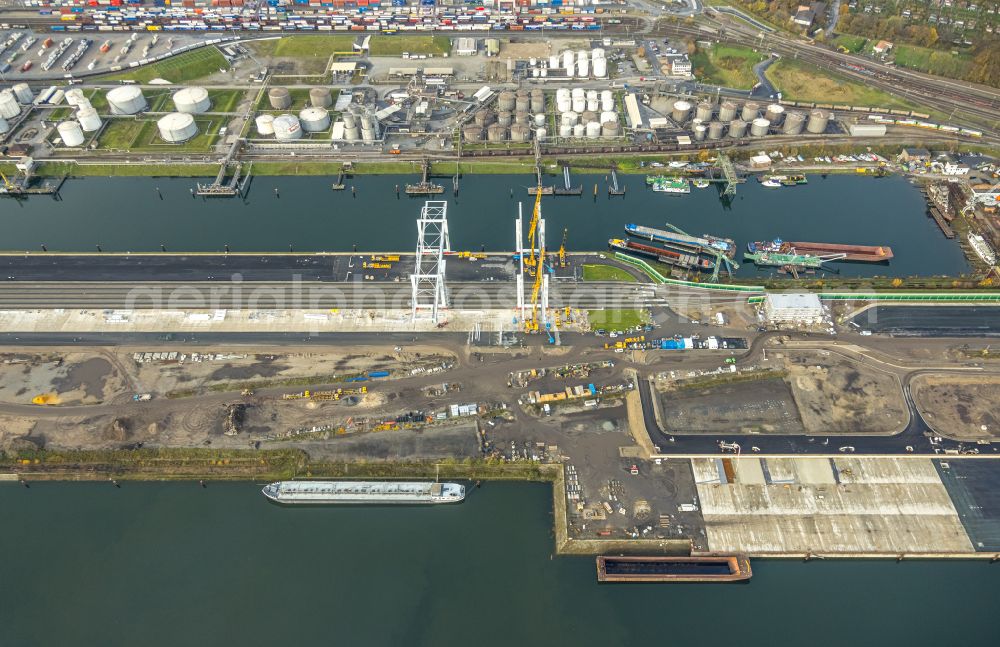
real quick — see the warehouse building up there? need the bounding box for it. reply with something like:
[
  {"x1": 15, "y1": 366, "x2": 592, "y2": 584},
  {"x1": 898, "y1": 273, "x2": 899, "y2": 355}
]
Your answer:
[{"x1": 762, "y1": 293, "x2": 825, "y2": 324}]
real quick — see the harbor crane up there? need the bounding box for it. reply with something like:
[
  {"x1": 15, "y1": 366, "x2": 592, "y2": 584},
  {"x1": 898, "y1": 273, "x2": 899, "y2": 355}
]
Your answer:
[
  {"x1": 525, "y1": 183, "x2": 543, "y2": 273},
  {"x1": 662, "y1": 221, "x2": 739, "y2": 282}
]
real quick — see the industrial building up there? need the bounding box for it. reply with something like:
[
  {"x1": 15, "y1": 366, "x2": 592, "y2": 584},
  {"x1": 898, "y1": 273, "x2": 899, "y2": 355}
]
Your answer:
[{"x1": 762, "y1": 293, "x2": 825, "y2": 324}]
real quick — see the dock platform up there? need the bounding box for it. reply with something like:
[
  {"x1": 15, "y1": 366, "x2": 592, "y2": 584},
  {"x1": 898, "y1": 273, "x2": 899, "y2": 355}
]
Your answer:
[{"x1": 596, "y1": 555, "x2": 751, "y2": 583}]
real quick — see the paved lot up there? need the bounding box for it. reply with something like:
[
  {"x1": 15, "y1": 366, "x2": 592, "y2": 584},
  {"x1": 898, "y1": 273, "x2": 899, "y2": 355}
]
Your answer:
[{"x1": 853, "y1": 306, "x2": 1000, "y2": 337}]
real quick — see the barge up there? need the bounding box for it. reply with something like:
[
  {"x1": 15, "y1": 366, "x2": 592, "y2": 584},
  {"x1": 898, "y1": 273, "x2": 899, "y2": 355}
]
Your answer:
[
  {"x1": 609, "y1": 238, "x2": 716, "y2": 271},
  {"x1": 786, "y1": 241, "x2": 894, "y2": 262},
  {"x1": 262, "y1": 480, "x2": 466, "y2": 505},
  {"x1": 624, "y1": 223, "x2": 736, "y2": 257},
  {"x1": 744, "y1": 251, "x2": 825, "y2": 269},
  {"x1": 596, "y1": 555, "x2": 752, "y2": 583},
  {"x1": 646, "y1": 176, "x2": 690, "y2": 194}
]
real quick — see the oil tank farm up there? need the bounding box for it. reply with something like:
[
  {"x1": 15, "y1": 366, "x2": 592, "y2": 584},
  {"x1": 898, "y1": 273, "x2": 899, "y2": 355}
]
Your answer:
[
  {"x1": 765, "y1": 103, "x2": 785, "y2": 125},
  {"x1": 707, "y1": 121, "x2": 725, "y2": 139},
  {"x1": 268, "y1": 87, "x2": 292, "y2": 110},
  {"x1": 57, "y1": 120, "x2": 85, "y2": 147},
  {"x1": 696, "y1": 101, "x2": 714, "y2": 122},
  {"x1": 672, "y1": 99, "x2": 692, "y2": 123},
  {"x1": 498, "y1": 91, "x2": 515, "y2": 112},
  {"x1": 0, "y1": 89, "x2": 21, "y2": 119},
  {"x1": 783, "y1": 111, "x2": 806, "y2": 135},
  {"x1": 273, "y1": 114, "x2": 302, "y2": 141},
  {"x1": 77, "y1": 106, "x2": 102, "y2": 132},
  {"x1": 741, "y1": 101, "x2": 760, "y2": 121},
  {"x1": 729, "y1": 118, "x2": 748, "y2": 138},
  {"x1": 173, "y1": 87, "x2": 211, "y2": 114},
  {"x1": 463, "y1": 125, "x2": 483, "y2": 142},
  {"x1": 309, "y1": 87, "x2": 332, "y2": 108},
  {"x1": 157, "y1": 112, "x2": 198, "y2": 143},
  {"x1": 299, "y1": 107, "x2": 330, "y2": 132},
  {"x1": 487, "y1": 123, "x2": 506, "y2": 142},
  {"x1": 750, "y1": 117, "x2": 770, "y2": 137},
  {"x1": 719, "y1": 100, "x2": 738, "y2": 122},
  {"x1": 106, "y1": 85, "x2": 146, "y2": 115},
  {"x1": 807, "y1": 109, "x2": 830, "y2": 134}
]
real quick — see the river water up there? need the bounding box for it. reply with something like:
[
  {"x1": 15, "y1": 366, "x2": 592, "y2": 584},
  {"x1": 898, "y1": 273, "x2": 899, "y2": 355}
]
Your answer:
[
  {"x1": 3, "y1": 174, "x2": 969, "y2": 278},
  {"x1": 0, "y1": 482, "x2": 995, "y2": 646}
]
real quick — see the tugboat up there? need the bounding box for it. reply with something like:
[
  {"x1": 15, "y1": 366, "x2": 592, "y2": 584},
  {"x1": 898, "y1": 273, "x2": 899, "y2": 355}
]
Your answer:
[
  {"x1": 693, "y1": 179, "x2": 710, "y2": 189},
  {"x1": 648, "y1": 176, "x2": 691, "y2": 194}
]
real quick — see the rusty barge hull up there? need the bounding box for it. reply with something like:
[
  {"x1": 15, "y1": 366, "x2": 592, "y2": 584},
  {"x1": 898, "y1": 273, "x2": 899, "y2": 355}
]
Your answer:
[
  {"x1": 596, "y1": 555, "x2": 752, "y2": 583},
  {"x1": 788, "y1": 241, "x2": 894, "y2": 262}
]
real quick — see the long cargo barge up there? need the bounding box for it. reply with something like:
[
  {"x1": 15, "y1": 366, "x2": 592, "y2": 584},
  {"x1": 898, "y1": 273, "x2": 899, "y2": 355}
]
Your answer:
[
  {"x1": 624, "y1": 223, "x2": 736, "y2": 257},
  {"x1": 262, "y1": 480, "x2": 466, "y2": 505},
  {"x1": 744, "y1": 251, "x2": 824, "y2": 268},
  {"x1": 786, "y1": 241, "x2": 894, "y2": 262},
  {"x1": 609, "y1": 238, "x2": 715, "y2": 271},
  {"x1": 596, "y1": 555, "x2": 752, "y2": 583}
]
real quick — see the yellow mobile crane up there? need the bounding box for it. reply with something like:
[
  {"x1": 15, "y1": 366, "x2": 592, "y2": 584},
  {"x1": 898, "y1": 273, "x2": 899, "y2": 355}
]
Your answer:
[
  {"x1": 525, "y1": 184, "x2": 543, "y2": 273},
  {"x1": 527, "y1": 242, "x2": 545, "y2": 332}
]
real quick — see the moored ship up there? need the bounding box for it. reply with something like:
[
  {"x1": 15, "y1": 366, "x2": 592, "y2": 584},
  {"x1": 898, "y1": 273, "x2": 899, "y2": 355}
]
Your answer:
[
  {"x1": 262, "y1": 480, "x2": 466, "y2": 505},
  {"x1": 968, "y1": 233, "x2": 997, "y2": 265},
  {"x1": 625, "y1": 223, "x2": 736, "y2": 257},
  {"x1": 609, "y1": 238, "x2": 716, "y2": 271},
  {"x1": 596, "y1": 555, "x2": 752, "y2": 583},
  {"x1": 744, "y1": 251, "x2": 825, "y2": 269},
  {"x1": 646, "y1": 176, "x2": 691, "y2": 194},
  {"x1": 749, "y1": 239, "x2": 893, "y2": 263}
]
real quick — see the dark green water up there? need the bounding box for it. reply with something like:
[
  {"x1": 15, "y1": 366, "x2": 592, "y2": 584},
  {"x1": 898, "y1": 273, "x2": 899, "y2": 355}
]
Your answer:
[
  {"x1": 1, "y1": 482, "x2": 995, "y2": 646},
  {"x1": 3, "y1": 174, "x2": 969, "y2": 278}
]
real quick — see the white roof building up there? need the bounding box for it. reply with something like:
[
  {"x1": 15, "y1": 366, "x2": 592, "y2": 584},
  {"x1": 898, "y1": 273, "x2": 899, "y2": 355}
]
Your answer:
[{"x1": 763, "y1": 293, "x2": 824, "y2": 324}]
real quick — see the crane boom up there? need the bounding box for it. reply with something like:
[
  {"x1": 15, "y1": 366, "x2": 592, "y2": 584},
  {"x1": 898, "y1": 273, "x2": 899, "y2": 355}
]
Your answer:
[{"x1": 526, "y1": 183, "x2": 542, "y2": 269}]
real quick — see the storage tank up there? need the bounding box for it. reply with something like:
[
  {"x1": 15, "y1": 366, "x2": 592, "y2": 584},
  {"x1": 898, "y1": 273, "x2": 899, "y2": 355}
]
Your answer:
[
  {"x1": 783, "y1": 111, "x2": 806, "y2": 135},
  {"x1": 515, "y1": 95, "x2": 529, "y2": 113},
  {"x1": 601, "y1": 90, "x2": 614, "y2": 112},
  {"x1": 515, "y1": 110, "x2": 529, "y2": 125},
  {"x1": 573, "y1": 123, "x2": 585, "y2": 138},
  {"x1": 601, "y1": 119, "x2": 620, "y2": 137},
  {"x1": 572, "y1": 96, "x2": 586, "y2": 113},
  {"x1": 728, "y1": 119, "x2": 748, "y2": 138},
  {"x1": 535, "y1": 127, "x2": 547, "y2": 141},
  {"x1": 343, "y1": 112, "x2": 357, "y2": 130},
  {"x1": 671, "y1": 100, "x2": 692, "y2": 123},
  {"x1": 561, "y1": 111, "x2": 578, "y2": 127},
  {"x1": 592, "y1": 47, "x2": 606, "y2": 60},
  {"x1": 750, "y1": 117, "x2": 770, "y2": 137},
  {"x1": 172, "y1": 86, "x2": 210, "y2": 114},
  {"x1": 562, "y1": 51, "x2": 574, "y2": 72},
  {"x1": 497, "y1": 110, "x2": 513, "y2": 127},
  {"x1": 807, "y1": 109, "x2": 830, "y2": 134},
  {"x1": 463, "y1": 125, "x2": 483, "y2": 142},
  {"x1": 577, "y1": 49, "x2": 588, "y2": 63},
  {"x1": 268, "y1": 87, "x2": 292, "y2": 110},
  {"x1": 156, "y1": 112, "x2": 198, "y2": 143},
  {"x1": 0, "y1": 90, "x2": 20, "y2": 119},
  {"x1": 474, "y1": 109, "x2": 495, "y2": 127},
  {"x1": 580, "y1": 110, "x2": 597, "y2": 125},
  {"x1": 592, "y1": 57, "x2": 607, "y2": 78},
  {"x1": 719, "y1": 100, "x2": 738, "y2": 122},
  {"x1": 510, "y1": 123, "x2": 531, "y2": 142},
  {"x1": 571, "y1": 88, "x2": 585, "y2": 100},
  {"x1": 586, "y1": 98, "x2": 599, "y2": 113},
  {"x1": 600, "y1": 111, "x2": 618, "y2": 126},
  {"x1": 309, "y1": 87, "x2": 332, "y2": 108},
  {"x1": 577, "y1": 59, "x2": 589, "y2": 78},
  {"x1": 559, "y1": 124, "x2": 573, "y2": 138},
  {"x1": 299, "y1": 107, "x2": 330, "y2": 132},
  {"x1": 360, "y1": 117, "x2": 376, "y2": 143},
  {"x1": 57, "y1": 120, "x2": 85, "y2": 147},
  {"x1": 77, "y1": 106, "x2": 102, "y2": 132},
  {"x1": 765, "y1": 103, "x2": 785, "y2": 125},
  {"x1": 533, "y1": 113, "x2": 545, "y2": 127},
  {"x1": 65, "y1": 88, "x2": 86, "y2": 107},
  {"x1": 707, "y1": 121, "x2": 725, "y2": 140},
  {"x1": 530, "y1": 89, "x2": 544, "y2": 113},
  {"x1": 273, "y1": 114, "x2": 302, "y2": 141},
  {"x1": 12, "y1": 82, "x2": 33, "y2": 104},
  {"x1": 556, "y1": 95, "x2": 572, "y2": 113},
  {"x1": 741, "y1": 101, "x2": 760, "y2": 121},
  {"x1": 694, "y1": 124, "x2": 707, "y2": 141},
  {"x1": 696, "y1": 101, "x2": 714, "y2": 122},
  {"x1": 548, "y1": 55, "x2": 560, "y2": 69},
  {"x1": 255, "y1": 114, "x2": 275, "y2": 136},
  {"x1": 0, "y1": 117, "x2": 8, "y2": 135},
  {"x1": 556, "y1": 88, "x2": 571, "y2": 103},
  {"x1": 487, "y1": 123, "x2": 506, "y2": 142},
  {"x1": 106, "y1": 85, "x2": 146, "y2": 115},
  {"x1": 50, "y1": 90, "x2": 65, "y2": 106},
  {"x1": 586, "y1": 121, "x2": 602, "y2": 139}
]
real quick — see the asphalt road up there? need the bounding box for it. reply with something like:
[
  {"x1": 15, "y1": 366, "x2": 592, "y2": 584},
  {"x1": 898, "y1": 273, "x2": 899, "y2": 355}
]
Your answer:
[{"x1": 852, "y1": 306, "x2": 1000, "y2": 337}]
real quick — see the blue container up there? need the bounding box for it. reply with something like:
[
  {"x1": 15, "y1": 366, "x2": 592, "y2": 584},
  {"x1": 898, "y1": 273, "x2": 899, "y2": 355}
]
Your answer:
[{"x1": 368, "y1": 371, "x2": 390, "y2": 378}]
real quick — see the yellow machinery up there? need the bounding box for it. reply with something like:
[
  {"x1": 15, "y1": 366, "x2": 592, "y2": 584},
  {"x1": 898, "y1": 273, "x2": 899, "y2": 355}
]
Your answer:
[
  {"x1": 525, "y1": 184, "x2": 543, "y2": 272},
  {"x1": 527, "y1": 243, "x2": 545, "y2": 332},
  {"x1": 0, "y1": 170, "x2": 15, "y2": 192},
  {"x1": 558, "y1": 228, "x2": 568, "y2": 268}
]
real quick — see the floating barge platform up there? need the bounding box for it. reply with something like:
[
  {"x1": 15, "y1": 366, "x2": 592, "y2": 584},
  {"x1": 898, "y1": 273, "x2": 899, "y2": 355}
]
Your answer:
[
  {"x1": 596, "y1": 555, "x2": 752, "y2": 583},
  {"x1": 625, "y1": 223, "x2": 736, "y2": 258},
  {"x1": 786, "y1": 241, "x2": 894, "y2": 262},
  {"x1": 609, "y1": 239, "x2": 715, "y2": 272}
]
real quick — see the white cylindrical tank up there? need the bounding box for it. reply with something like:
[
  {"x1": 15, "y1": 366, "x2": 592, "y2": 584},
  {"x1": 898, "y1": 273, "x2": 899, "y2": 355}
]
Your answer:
[
  {"x1": 12, "y1": 83, "x2": 33, "y2": 104},
  {"x1": 586, "y1": 98, "x2": 599, "y2": 113},
  {"x1": 255, "y1": 114, "x2": 275, "y2": 136},
  {"x1": 592, "y1": 57, "x2": 607, "y2": 78},
  {"x1": 529, "y1": 57, "x2": 537, "y2": 67},
  {"x1": 783, "y1": 111, "x2": 806, "y2": 135},
  {"x1": 696, "y1": 101, "x2": 714, "y2": 122},
  {"x1": 572, "y1": 97, "x2": 585, "y2": 113},
  {"x1": 708, "y1": 121, "x2": 725, "y2": 140},
  {"x1": 719, "y1": 100, "x2": 738, "y2": 122},
  {"x1": 0, "y1": 117, "x2": 9, "y2": 135},
  {"x1": 694, "y1": 124, "x2": 707, "y2": 141},
  {"x1": 268, "y1": 87, "x2": 292, "y2": 110},
  {"x1": 77, "y1": 106, "x2": 102, "y2": 132},
  {"x1": 672, "y1": 100, "x2": 692, "y2": 123},
  {"x1": 343, "y1": 112, "x2": 357, "y2": 130},
  {"x1": 309, "y1": 87, "x2": 332, "y2": 108},
  {"x1": 50, "y1": 90, "x2": 66, "y2": 106},
  {"x1": 556, "y1": 88, "x2": 571, "y2": 103},
  {"x1": 536, "y1": 127, "x2": 547, "y2": 141},
  {"x1": 586, "y1": 90, "x2": 598, "y2": 102},
  {"x1": 807, "y1": 109, "x2": 830, "y2": 134},
  {"x1": 600, "y1": 111, "x2": 618, "y2": 125},
  {"x1": 573, "y1": 123, "x2": 585, "y2": 138},
  {"x1": 729, "y1": 119, "x2": 748, "y2": 138},
  {"x1": 65, "y1": 88, "x2": 86, "y2": 107},
  {"x1": 561, "y1": 111, "x2": 578, "y2": 127},
  {"x1": 299, "y1": 107, "x2": 330, "y2": 132},
  {"x1": 562, "y1": 51, "x2": 574, "y2": 72},
  {"x1": 533, "y1": 113, "x2": 546, "y2": 127},
  {"x1": 559, "y1": 124, "x2": 572, "y2": 138},
  {"x1": 548, "y1": 55, "x2": 560, "y2": 69},
  {"x1": 601, "y1": 90, "x2": 614, "y2": 112},
  {"x1": 750, "y1": 117, "x2": 770, "y2": 137},
  {"x1": 765, "y1": 103, "x2": 785, "y2": 125},
  {"x1": 577, "y1": 49, "x2": 588, "y2": 63},
  {"x1": 106, "y1": 85, "x2": 146, "y2": 115},
  {"x1": 741, "y1": 101, "x2": 760, "y2": 122},
  {"x1": 592, "y1": 48, "x2": 606, "y2": 60},
  {"x1": 0, "y1": 90, "x2": 20, "y2": 119},
  {"x1": 274, "y1": 114, "x2": 302, "y2": 141},
  {"x1": 586, "y1": 121, "x2": 601, "y2": 139},
  {"x1": 577, "y1": 59, "x2": 589, "y2": 78},
  {"x1": 556, "y1": 96, "x2": 571, "y2": 113},
  {"x1": 571, "y1": 88, "x2": 585, "y2": 100},
  {"x1": 57, "y1": 120, "x2": 85, "y2": 147},
  {"x1": 498, "y1": 111, "x2": 513, "y2": 127},
  {"x1": 157, "y1": 112, "x2": 198, "y2": 143},
  {"x1": 498, "y1": 91, "x2": 515, "y2": 112},
  {"x1": 173, "y1": 86, "x2": 211, "y2": 114}
]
